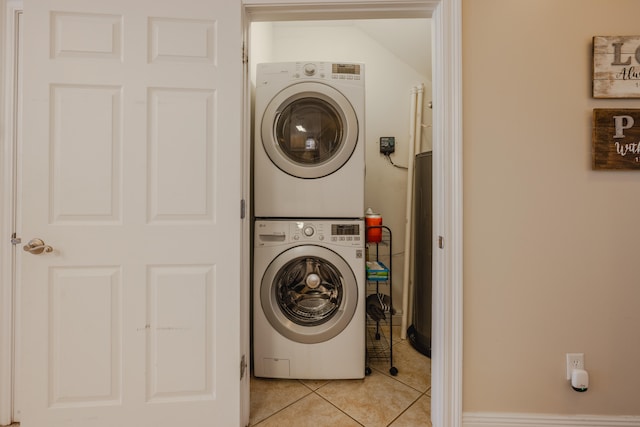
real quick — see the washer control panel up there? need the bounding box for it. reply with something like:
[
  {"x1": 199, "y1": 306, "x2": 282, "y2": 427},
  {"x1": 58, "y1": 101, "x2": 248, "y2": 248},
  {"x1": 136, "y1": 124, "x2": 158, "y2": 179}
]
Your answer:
[
  {"x1": 291, "y1": 221, "x2": 363, "y2": 246},
  {"x1": 255, "y1": 220, "x2": 363, "y2": 247},
  {"x1": 291, "y1": 222, "x2": 325, "y2": 241}
]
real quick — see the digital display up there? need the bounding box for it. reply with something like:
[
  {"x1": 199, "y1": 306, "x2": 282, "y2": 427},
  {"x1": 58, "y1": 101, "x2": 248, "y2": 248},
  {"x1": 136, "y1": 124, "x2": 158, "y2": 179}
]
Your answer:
[
  {"x1": 331, "y1": 224, "x2": 360, "y2": 236},
  {"x1": 332, "y1": 63, "x2": 361, "y2": 75}
]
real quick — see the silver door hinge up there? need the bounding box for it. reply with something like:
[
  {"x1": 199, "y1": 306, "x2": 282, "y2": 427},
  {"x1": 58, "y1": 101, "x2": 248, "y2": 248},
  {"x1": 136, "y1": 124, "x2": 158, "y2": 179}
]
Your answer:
[
  {"x1": 240, "y1": 354, "x2": 247, "y2": 380},
  {"x1": 10, "y1": 232, "x2": 21, "y2": 245},
  {"x1": 240, "y1": 199, "x2": 246, "y2": 219},
  {"x1": 438, "y1": 236, "x2": 444, "y2": 249}
]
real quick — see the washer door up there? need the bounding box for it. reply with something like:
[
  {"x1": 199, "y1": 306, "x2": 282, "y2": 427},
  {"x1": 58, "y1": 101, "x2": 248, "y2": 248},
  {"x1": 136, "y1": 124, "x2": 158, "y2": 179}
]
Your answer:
[
  {"x1": 261, "y1": 82, "x2": 359, "y2": 179},
  {"x1": 260, "y1": 245, "x2": 358, "y2": 344}
]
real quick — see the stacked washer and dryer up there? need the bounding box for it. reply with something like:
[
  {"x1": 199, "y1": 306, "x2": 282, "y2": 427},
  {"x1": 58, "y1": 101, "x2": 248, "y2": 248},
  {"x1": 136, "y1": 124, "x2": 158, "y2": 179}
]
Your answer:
[{"x1": 253, "y1": 62, "x2": 366, "y2": 379}]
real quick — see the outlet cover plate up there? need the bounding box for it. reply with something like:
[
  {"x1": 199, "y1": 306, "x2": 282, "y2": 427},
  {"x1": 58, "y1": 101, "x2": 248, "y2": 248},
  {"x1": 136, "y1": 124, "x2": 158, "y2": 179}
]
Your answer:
[{"x1": 566, "y1": 353, "x2": 584, "y2": 380}]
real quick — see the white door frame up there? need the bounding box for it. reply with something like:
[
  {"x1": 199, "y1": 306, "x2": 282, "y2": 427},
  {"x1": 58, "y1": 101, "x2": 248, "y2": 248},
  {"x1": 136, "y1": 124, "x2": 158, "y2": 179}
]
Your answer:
[
  {"x1": 243, "y1": 1, "x2": 463, "y2": 427},
  {"x1": 0, "y1": 0, "x2": 22, "y2": 424}
]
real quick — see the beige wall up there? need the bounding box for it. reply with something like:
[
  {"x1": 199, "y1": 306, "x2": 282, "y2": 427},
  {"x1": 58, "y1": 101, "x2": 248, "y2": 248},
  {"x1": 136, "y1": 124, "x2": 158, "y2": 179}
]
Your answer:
[{"x1": 463, "y1": 0, "x2": 640, "y2": 415}]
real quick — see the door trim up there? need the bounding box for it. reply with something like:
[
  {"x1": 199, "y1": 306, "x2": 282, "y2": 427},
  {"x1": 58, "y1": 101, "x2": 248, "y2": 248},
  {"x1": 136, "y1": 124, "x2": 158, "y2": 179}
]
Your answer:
[
  {"x1": 0, "y1": 0, "x2": 22, "y2": 424},
  {"x1": 243, "y1": 1, "x2": 463, "y2": 426},
  {"x1": 431, "y1": 2, "x2": 463, "y2": 426}
]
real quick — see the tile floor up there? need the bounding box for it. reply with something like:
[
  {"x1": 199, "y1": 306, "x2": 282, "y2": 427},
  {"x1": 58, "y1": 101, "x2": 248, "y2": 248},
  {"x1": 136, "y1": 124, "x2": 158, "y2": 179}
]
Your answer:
[
  {"x1": 250, "y1": 329, "x2": 432, "y2": 427},
  {"x1": 6, "y1": 334, "x2": 431, "y2": 427}
]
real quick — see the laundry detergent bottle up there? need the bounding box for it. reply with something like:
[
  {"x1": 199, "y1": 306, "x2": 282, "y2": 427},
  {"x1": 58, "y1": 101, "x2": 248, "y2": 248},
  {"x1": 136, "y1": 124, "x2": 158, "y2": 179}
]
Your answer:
[{"x1": 365, "y1": 207, "x2": 382, "y2": 243}]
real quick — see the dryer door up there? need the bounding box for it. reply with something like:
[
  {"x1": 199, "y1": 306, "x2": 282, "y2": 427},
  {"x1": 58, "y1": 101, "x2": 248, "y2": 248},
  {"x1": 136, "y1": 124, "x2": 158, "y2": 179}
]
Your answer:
[
  {"x1": 260, "y1": 245, "x2": 358, "y2": 344},
  {"x1": 261, "y1": 82, "x2": 359, "y2": 179}
]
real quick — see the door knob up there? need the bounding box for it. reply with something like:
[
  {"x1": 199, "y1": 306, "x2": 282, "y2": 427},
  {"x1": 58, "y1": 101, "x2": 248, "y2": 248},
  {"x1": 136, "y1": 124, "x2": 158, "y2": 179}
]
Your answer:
[{"x1": 23, "y1": 238, "x2": 54, "y2": 255}]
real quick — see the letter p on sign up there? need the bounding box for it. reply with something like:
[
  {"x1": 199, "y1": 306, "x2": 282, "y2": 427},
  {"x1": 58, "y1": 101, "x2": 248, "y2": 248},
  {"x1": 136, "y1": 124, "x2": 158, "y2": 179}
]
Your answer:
[{"x1": 613, "y1": 115, "x2": 634, "y2": 138}]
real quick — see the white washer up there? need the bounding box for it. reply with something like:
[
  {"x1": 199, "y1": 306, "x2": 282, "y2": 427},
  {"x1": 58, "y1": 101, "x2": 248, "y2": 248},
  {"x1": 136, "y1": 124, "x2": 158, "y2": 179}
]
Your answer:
[
  {"x1": 253, "y1": 61, "x2": 365, "y2": 218},
  {"x1": 253, "y1": 219, "x2": 365, "y2": 379}
]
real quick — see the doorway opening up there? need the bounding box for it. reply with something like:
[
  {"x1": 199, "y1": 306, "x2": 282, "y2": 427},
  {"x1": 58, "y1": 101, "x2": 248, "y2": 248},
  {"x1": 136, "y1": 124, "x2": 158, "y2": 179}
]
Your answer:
[
  {"x1": 243, "y1": 1, "x2": 463, "y2": 426},
  {"x1": 247, "y1": 19, "x2": 432, "y2": 425}
]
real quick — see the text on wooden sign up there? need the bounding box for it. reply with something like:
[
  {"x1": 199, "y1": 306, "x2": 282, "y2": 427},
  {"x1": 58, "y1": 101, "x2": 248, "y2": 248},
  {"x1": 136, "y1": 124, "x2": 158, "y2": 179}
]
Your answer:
[
  {"x1": 593, "y1": 109, "x2": 640, "y2": 169},
  {"x1": 593, "y1": 36, "x2": 640, "y2": 98}
]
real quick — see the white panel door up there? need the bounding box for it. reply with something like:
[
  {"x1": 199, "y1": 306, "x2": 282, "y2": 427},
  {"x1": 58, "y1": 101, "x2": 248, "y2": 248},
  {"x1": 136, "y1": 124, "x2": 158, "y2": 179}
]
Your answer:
[{"x1": 19, "y1": 0, "x2": 242, "y2": 425}]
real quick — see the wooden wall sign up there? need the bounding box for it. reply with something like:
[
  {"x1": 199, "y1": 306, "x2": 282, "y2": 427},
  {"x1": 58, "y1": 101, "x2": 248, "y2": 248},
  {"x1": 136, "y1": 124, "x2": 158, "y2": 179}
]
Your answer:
[
  {"x1": 593, "y1": 109, "x2": 640, "y2": 169},
  {"x1": 593, "y1": 36, "x2": 640, "y2": 98}
]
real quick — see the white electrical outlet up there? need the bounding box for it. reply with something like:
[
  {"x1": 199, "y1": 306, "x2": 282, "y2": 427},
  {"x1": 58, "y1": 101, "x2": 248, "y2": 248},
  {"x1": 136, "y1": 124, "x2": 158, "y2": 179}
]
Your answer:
[{"x1": 566, "y1": 353, "x2": 584, "y2": 380}]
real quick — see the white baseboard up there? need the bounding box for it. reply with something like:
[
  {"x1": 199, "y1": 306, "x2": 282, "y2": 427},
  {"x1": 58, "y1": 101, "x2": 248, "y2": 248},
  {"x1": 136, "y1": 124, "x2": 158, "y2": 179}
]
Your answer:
[{"x1": 463, "y1": 412, "x2": 640, "y2": 427}]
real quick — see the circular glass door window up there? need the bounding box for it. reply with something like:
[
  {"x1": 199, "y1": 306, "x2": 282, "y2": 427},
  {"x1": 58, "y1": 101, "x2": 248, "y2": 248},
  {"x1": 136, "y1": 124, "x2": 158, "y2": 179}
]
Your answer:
[
  {"x1": 274, "y1": 98, "x2": 344, "y2": 166},
  {"x1": 261, "y1": 82, "x2": 359, "y2": 179},
  {"x1": 274, "y1": 255, "x2": 343, "y2": 326},
  {"x1": 261, "y1": 245, "x2": 358, "y2": 344}
]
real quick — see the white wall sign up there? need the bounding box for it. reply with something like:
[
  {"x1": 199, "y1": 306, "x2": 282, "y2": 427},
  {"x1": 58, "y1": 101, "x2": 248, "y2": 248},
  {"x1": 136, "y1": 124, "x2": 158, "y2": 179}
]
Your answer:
[{"x1": 593, "y1": 35, "x2": 640, "y2": 98}]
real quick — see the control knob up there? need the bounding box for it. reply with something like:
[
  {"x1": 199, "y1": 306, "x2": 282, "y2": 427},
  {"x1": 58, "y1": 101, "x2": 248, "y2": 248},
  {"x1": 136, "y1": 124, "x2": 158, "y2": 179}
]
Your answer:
[
  {"x1": 303, "y1": 225, "x2": 315, "y2": 237},
  {"x1": 303, "y1": 63, "x2": 317, "y2": 76}
]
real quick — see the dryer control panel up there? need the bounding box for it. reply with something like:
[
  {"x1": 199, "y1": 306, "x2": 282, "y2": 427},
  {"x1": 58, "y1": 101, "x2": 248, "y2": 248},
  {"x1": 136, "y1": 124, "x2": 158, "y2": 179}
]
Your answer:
[{"x1": 288, "y1": 62, "x2": 363, "y2": 81}]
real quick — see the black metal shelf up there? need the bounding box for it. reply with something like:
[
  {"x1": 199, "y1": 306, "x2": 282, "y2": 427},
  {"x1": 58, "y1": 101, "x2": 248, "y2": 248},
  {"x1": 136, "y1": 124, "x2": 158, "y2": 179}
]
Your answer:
[{"x1": 364, "y1": 225, "x2": 397, "y2": 376}]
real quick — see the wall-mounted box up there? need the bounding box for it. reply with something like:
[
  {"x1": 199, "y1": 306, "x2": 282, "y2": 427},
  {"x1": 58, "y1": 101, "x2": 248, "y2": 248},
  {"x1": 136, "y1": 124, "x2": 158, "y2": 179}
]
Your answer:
[{"x1": 379, "y1": 137, "x2": 395, "y2": 154}]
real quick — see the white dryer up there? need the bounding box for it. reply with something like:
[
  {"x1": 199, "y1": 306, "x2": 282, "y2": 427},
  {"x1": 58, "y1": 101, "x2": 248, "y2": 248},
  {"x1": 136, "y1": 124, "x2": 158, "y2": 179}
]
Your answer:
[
  {"x1": 253, "y1": 219, "x2": 365, "y2": 379},
  {"x1": 253, "y1": 61, "x2": 365, "y2": 218}
]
